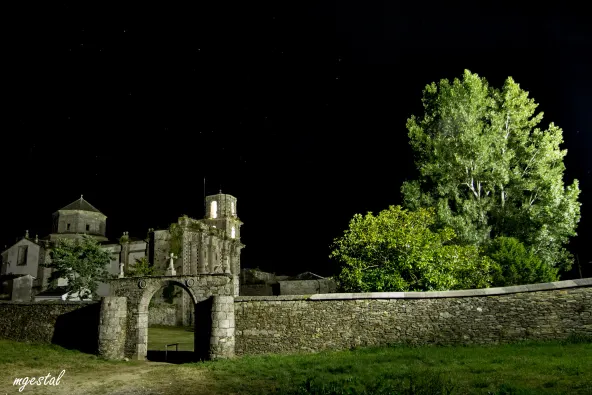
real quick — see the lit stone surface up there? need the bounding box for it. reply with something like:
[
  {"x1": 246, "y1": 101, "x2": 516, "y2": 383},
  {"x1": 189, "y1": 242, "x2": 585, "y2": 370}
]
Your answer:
[
  {"x1": 108, "y1": 275, "x2": 234, "y2": 360},
  {"x1": 234, "y1": 279, "x2": 592, "y2": 355},
  {"x1": 98, "y1": 297, "x2": 127, "y2": 360}
]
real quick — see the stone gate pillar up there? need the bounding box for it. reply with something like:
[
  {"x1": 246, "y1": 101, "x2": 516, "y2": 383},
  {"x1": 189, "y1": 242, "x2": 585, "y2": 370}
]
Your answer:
[
  {"x1": 98, "y1": 297, "x2": 127, "y2": 360},
  {"x1": 209, "y1": 295, "x2": 235, "y2": 359}
]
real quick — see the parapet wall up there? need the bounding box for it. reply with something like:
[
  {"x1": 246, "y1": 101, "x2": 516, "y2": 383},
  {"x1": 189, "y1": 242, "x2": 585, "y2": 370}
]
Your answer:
[
  {"x1": 234, "y1": 279, "x2": 592, "y2": 355},
  {"x1": 0, "y1": 300, "x2": 100, "y2": 353}
]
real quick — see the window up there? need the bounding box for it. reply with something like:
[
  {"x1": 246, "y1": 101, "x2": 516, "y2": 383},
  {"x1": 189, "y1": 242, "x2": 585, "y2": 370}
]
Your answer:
[
  {"x1": 86, "y1": 224, "x2": 90, "y2": 231},
  {"x1": 17, "y1": 245, "x2": 28, "y2": 266},
  {"x1": 230, "y1": 201, "x2": 235, "y2": 216},
  {"x1": 67, "y1": 223, "x2": 71, "y2": 231},
  {"x1": 210, "y1": 201, "x2": 218, "y2": 218},
  {"x1": 231, "y1": 226, "x2": 236, "y2": 239}
]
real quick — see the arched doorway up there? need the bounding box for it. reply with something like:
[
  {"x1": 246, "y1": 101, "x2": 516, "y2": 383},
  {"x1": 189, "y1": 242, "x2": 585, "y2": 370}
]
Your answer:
[
  {"x1": 145, "y1": 280, "x2": 196, "y2": 363},
  {"x1": 107, "y1": 275, "x2": 236, "y2": 361}
]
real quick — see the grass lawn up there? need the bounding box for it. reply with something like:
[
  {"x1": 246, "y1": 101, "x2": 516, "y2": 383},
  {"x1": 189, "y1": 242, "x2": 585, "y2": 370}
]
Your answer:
[
  {"x1": 148, "y1": 325, "x2": 194, "y2": 352},
  {"x1": 0, "y1": 334, "x2": 590, "y2": 394}
]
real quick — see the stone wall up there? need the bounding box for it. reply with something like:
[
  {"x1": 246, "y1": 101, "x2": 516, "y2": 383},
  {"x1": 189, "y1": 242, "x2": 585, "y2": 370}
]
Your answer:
[
  {"x1": 279, "y1": 279, "x2": 337, "y2": 295},
  {"x1": 109, "y1": 274, "x2": 234, "y2": 360},
  {"x1": 241, "y1": 284, "x2": 274, "y2": 296},
  {"x1": 209, "y1": 295, "x2": 235, "y2": 359},
  {"x1": 0, "y1": 300, "x2": 100, "y2": 353},
  {"x1": 148, "y1": 304, "x2": 179, "y2": 326},
  {"x1": 98, "y1": 297, "x2": 127, "y2": 360},
  {"x1": 55, "y1": 210, "x2": 106, "y2": 236},
  {"x1": 234, "y1": 279, "x2": 592, "y2": 356}
]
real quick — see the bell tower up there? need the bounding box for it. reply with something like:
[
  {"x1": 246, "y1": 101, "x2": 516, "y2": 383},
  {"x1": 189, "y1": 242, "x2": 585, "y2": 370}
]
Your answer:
[{"x1": 204, "y1": 191, "x2": 242, "y2": 241}]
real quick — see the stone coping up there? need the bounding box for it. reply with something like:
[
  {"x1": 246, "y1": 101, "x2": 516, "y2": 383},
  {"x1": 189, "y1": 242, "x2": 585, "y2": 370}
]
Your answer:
[
  {"x1": 0, "y1": 300, "x2": 99, "y2": 305},
  {"x1": 235, "y1": 278, "x2": 592, "y2": 301}
]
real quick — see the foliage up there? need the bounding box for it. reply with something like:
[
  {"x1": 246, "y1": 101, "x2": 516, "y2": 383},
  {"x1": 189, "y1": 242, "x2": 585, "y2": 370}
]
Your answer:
[
  {"x1": 485, "y1": 237, "x2": 558, "y2": 286},
  {"x1": 330, "y1": 206, "x2": 497, "y2": 292},
  {"x1": 402, "y1": 70, "x2": 581, "y2": 272},
  {"x1": 125, "y1": 256, "x2": 156, "y2": 277},
  {"x1": 169, "y1": 223, "x2": 183, "y2": 256},
  {"x1": 44, "y1": 235, "x2": 113, "y2": 300},
  {"x1": 162, "y1": 283, "x2": 183, "y2": 303}
]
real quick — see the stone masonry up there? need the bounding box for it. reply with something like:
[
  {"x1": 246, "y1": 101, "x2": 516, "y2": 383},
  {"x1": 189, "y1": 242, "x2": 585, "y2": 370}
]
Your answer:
[
  {"x1": 210, "y1": 295, "x2": 235, "y2": 359},
  {"x1": 234, "y1": 278, "x2": 592, "y2": 355},
  {"x1": 3, "y1": 278, "x2": 591, "y2": 362},
  {"x1": 107, "y1": 275, "x2": 234, "y2": 360},
  {"x1": 98, "y1": 297, "x2": 127, "y2": 360}
]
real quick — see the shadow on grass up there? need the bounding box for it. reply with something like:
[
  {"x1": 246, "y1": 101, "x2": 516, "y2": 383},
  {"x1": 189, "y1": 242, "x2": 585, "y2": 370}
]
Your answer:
[
  {"x1": 147, "y1": 350, "x2": 199, "y2": 364},
  {"x1": 52, "y1": 302, "x2": 101, "y2": 354}
]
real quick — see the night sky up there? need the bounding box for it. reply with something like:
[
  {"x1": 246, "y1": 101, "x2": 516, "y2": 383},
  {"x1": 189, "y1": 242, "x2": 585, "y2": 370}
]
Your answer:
[{"x1": 4, "y1": 4, "x2": 591, "y2": 278}]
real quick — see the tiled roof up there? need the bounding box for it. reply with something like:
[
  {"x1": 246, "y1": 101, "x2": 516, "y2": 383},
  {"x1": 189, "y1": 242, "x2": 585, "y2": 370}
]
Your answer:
[{"x1": 58, "y1": 195, "x2": 104, "y2": 214}]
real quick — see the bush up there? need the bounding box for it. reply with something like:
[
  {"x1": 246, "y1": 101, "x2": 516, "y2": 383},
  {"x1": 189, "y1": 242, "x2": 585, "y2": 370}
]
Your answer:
[
  {"x1": 485, "y1": 237, "x2": 558, "y2": 286},
  {"x1": 330, "y1": 206, "x2": 497, "y2": 292}
]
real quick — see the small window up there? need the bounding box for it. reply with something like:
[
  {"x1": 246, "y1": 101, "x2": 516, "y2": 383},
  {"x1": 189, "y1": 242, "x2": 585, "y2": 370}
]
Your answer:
[
  {"x1": 210, "y1": 201, "x2": 218, "y2": 219},
  {"x1": 86, "y1": 224, "x2": 90, "y2": 231},
  {"x1": 67, "y1": 223, "x2": 71, "y2": 231},
  {"x1": 231, "y1": 226, "x2": 236, "y2": 239},
  {"x1": 17, "y1": 245, "x2": 28, "y2": 266},
  {"x1": 230, "y1": 201, "x2": 235, "y2": 215}
]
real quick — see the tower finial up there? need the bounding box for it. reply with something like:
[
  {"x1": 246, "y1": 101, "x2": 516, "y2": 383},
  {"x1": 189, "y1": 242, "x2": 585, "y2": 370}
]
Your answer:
[{"x1": 80, "y1": 194, "x2": 83, "y2": 200}]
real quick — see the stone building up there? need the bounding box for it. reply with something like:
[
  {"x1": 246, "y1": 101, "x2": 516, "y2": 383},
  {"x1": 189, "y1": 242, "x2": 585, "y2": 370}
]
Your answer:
[
  {"x1": 147, "y1": 192, "x2": 244, "y2": 326},
  {"x1": 0, "y1": 233, "x2": 49, "y2": 292},
  {"x1": 240, "y1": 269, "x2": 337, "y2": 296},
  {"x1": 0, "y1": 193, "x2": 245, "y2": 311},
  {"x1": 46, "y1": 196, "x2": 108, "y2": 243},
  {"x1": 1, "y1": 196, "x2": 125, "y2": 298}
]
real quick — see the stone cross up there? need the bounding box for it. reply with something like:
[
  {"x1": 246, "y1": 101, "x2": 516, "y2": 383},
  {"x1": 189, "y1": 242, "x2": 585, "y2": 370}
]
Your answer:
[{"x1": 166, "y1": 252, "x2": 178, "y2": 276}]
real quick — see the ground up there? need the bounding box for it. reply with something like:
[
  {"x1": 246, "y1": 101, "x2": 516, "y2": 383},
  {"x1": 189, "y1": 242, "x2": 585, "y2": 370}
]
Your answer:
[
  {"x1": 148, "y1": 325, "x2": 194, "y2": 352},
  {"x1": 0, "y1": 330, "x2": 591, "y2": 394}
]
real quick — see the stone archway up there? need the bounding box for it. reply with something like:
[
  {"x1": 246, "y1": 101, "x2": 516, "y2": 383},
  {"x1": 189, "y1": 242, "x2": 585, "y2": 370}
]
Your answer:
[
  {"x1": 138, "y1": 279, "x2": 197, "y2": 361},
  {"x1": 101, "y1": 274, "x2": 235, "y2": 361}
]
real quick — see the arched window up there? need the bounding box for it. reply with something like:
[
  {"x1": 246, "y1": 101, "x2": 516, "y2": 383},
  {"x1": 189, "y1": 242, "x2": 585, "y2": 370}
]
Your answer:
[
  {"x1": 210, "y1": 201, "x2": 218, "y2": 218},
  {"x1": 231, "y1": 226, "x2": 236, "y2": 239},
  {"x1": 230, "y1": 201, "x2": 235, "y2": 216}
]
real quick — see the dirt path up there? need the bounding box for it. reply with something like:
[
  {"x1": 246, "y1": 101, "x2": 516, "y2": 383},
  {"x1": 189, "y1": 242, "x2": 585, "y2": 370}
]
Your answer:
[{"x1": 3, "y1": 362, "x2": 216, "y2": 395}]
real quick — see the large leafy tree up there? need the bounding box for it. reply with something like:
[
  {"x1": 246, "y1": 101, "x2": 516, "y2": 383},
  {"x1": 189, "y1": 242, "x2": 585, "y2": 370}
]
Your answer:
[
  {"x1": 330, "y1": 206, "x2": 497, "y2": 292},
  {"x1": 45, "y1": 235, "x2": 113, "y2": 300},
  {"x1": 402, "y1": 70, "x2": 581, "y2": 271}
]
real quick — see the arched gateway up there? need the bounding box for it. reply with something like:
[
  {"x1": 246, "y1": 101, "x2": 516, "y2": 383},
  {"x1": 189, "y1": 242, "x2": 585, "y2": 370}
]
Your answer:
[{"x1": 98, "y1": 274, "x2": 235, "y2": 361}]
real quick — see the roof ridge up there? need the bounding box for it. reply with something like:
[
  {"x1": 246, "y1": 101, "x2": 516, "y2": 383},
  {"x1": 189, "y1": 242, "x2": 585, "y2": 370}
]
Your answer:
[{"x1": 57, "y1": 195, "x2": 104, "y2": 214}]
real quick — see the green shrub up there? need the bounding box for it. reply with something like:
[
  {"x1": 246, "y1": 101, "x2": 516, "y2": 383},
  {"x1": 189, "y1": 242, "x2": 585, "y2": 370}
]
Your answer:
[{"x1": 485, "y1": 237, "x2": 558, "y2": 286}]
